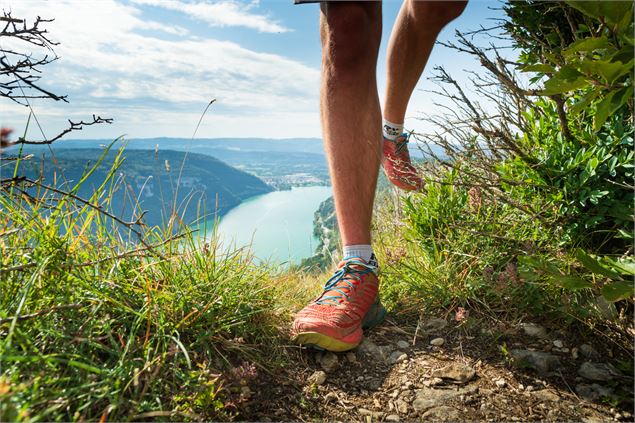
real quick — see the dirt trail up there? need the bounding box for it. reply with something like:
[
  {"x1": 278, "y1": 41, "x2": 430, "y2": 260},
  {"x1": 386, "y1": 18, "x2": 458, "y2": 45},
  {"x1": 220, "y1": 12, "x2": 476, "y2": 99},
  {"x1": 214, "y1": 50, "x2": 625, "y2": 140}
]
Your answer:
[{"x1": 241, "y1": 314, "x2": 632, "y2": 422}]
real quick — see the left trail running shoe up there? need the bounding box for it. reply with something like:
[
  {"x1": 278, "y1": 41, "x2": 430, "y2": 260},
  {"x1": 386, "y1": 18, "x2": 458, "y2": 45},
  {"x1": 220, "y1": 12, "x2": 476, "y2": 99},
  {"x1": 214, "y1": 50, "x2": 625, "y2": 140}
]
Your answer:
[
  {"x1": 382, "y1": 133, "x2": 424, "y2": 191},
  {"x1": 292, "y1": 258, "x2": 383, "y2": 352}
]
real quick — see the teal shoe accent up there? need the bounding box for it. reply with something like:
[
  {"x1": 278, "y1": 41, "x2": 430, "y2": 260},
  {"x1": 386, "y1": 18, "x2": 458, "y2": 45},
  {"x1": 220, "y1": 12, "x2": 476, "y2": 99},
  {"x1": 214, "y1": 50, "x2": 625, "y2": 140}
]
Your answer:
[{"x1": 361, "y1": 296, "x2": 387, "y2": 330}]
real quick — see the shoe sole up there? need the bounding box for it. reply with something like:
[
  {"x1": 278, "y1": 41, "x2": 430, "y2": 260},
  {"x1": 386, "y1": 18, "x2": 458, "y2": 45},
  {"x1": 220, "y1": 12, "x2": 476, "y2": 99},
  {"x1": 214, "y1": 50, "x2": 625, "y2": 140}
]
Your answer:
[{"x1": 293, "y1": 332, "x2": 360, "y2": 352}]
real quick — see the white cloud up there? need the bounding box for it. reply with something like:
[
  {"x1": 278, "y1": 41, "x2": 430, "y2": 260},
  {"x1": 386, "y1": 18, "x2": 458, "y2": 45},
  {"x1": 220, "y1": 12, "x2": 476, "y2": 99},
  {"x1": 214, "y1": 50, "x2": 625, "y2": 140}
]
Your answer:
[
  {"x1": 2, "y1": 0, "x2": 320, "y2": 138},
  {"x1": 130, "y1": 0, "x2": 290, "y2": 33}
]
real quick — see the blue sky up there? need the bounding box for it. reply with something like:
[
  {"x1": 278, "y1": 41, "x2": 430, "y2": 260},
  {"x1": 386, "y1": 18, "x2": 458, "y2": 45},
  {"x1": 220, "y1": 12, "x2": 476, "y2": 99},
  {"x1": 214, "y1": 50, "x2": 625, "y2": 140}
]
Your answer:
[{"x1": 3, "y1": 0, "x2": 506, "y2": 141}]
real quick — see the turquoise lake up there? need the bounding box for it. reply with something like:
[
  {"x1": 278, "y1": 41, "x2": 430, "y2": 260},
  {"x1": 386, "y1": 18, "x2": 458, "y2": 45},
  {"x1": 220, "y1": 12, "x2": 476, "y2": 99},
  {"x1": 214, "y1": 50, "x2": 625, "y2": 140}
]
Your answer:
[{"x1": 208, "y1": 186, "x2": 332, "y2": 264}]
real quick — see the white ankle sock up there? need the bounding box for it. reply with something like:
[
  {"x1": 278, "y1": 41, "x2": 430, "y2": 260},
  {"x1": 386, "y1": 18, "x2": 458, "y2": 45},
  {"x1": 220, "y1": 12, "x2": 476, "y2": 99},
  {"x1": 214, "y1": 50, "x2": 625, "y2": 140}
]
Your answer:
[
  {"x1": 343, "y1": 244, "x2": 377, "y2": 267},
  {"x1": 382, "y1": 118, "x2": 403, "y2": 141}
]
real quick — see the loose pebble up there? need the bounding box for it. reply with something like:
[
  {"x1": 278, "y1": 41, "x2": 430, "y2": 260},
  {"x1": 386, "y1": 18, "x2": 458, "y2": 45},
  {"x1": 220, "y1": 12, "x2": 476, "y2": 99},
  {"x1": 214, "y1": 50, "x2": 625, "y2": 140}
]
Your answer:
[
  {"x1": 430, "y1": 337, "x2": 445, "y2": 346},
  {"x1": 308, "y1": 370, "x2": 327, "y2": 385},
  {"x1": 520, "y1": 323, "x2": 548, "y2": 338},
  {"x1": 346, "y1": 352, "x2": 357, "y2": 363},
  {"x1": 397, "y1": 340, "x2": 410, "y2": 350},
  {"x1": 578, "y1": 362, "x2": 619, "y2": 382},
  {"x1": 319, "y1": 352, "x2": 339, "y2": 373}
]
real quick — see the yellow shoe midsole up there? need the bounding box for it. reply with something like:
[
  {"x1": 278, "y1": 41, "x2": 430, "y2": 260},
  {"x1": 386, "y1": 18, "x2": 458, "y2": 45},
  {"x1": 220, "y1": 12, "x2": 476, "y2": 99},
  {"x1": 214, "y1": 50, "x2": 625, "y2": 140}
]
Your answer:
[{"x1": 293, "y1": 331, "x2": 360, "y2": 352}]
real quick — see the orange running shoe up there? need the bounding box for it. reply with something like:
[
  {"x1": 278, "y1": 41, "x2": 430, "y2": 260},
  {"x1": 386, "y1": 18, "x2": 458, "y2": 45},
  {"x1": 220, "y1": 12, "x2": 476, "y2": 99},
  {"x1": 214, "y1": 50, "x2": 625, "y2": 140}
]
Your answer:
[
  {"x1": 292, "y1": 258, "x2": 381, "y2": 352},
  {"x1": 382, "y1": 133, "x2": 423, "y2": 191}
]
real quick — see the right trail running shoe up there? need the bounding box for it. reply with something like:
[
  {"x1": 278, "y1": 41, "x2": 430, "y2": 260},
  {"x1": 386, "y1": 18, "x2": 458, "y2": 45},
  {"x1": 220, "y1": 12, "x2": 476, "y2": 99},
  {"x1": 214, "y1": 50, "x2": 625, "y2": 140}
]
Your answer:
[
  {"x1": 382, "y1": 133, "x2": 424, "y2": 191},
  {"x1": 291, "y1": 258, "x2": 384, "y2": 352}
]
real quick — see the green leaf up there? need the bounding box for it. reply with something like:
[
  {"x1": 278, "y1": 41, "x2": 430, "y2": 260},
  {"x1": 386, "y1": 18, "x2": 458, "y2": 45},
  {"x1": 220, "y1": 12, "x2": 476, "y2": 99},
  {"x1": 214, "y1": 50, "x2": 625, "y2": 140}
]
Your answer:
[
  {"x1": 613, "y1": 86, "x2": 634, "y2": 112},
  {"x1": 522, "y1": 64, "x2": 555, "y2": 73},
  {"x1": 601, "y1": 281, "x2": 634, "y2": 302},
  {"x1": 567, "y1": 1, "x2": 634, "y2": 26},
  {"x1": 569, "y1": 88, "x2": 602, "y2": 115},
  {"x1": 578, "y1": 60, "x2": 631, "y2": 85},
  {"x1": 518, "y1": 255, "x2": 561, "y2": 276},
  {"x1": 542, "y1": 76, "x2": 588, "y2": 95},
  {"x1": 519, "y1": 269, "x2": 540, "y2": 282},
  {"x1": 611, "y1": 46, "x2": 635, "y2": 64},
  {"x1": 550, "y1": 274, "x2": 593, "y2": 290},
  {"x1": 617, "y1": 7, "x2": 634, "y2": 33},
  {"x1": 563, "y1": 36, "x2": 610, "y2": 56},
  {"x1": 576, "y1": 249, "x2": 621, "y2": 279},
  {"x1": 594, "y1": 91, "x2": 616, "y2": 131},
  {"x1": 604, "y1": 257, "x2": 635, "y2": 276}
]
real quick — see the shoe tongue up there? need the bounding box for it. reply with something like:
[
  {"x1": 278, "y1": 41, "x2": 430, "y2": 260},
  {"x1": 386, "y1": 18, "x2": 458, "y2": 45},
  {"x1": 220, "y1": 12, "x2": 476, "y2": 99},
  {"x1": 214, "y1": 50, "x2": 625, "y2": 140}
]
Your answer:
[{"x1": 338, "y1": 257, "x2": 378, "y2": 275}]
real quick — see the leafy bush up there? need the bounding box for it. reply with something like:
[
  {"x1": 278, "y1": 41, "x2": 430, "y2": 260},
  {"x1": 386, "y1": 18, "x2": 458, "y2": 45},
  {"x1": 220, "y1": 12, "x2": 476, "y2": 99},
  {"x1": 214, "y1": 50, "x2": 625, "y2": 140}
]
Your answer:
[{"x1": 377, "y1": 0, "x2": 633, "y2": 333}]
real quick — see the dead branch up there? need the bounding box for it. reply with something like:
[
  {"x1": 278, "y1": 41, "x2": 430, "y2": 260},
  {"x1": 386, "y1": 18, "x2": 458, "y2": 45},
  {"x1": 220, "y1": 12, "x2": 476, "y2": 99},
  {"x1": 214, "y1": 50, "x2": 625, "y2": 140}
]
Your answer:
[{"x1": 15, "y1": 115, "x2": 114, "y2": 145}]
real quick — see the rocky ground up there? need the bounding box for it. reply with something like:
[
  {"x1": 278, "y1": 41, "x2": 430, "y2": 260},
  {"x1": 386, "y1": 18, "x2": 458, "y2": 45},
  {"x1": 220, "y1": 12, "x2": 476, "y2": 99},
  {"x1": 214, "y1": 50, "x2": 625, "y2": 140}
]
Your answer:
[{"x1": 239, "y1": 313, "x2": 633, "y2": 422}]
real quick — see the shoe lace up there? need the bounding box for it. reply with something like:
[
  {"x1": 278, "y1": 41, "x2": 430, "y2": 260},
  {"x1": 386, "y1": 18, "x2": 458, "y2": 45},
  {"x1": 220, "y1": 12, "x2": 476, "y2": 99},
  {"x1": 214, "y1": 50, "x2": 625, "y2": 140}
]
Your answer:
[
  {"x1": 386, "y1": 133, "x2": 410, "y2": 155},
  {"x1": 396, "y1": 133, "x2": 409, "y2": 155},
  {"x1": 315, "y1": 259, "x2": 377, "y2": 306}
]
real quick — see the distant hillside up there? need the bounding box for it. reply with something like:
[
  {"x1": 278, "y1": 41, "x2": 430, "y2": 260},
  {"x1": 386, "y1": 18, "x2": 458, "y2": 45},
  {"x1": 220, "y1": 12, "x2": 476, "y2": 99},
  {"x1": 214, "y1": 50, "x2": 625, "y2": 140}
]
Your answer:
[
  {"x1": 27, "y1": 138, "x2": 330, "y2": 189},
  {"x1": 15, "y1": 148, "x2": 273, "y2": 227}
]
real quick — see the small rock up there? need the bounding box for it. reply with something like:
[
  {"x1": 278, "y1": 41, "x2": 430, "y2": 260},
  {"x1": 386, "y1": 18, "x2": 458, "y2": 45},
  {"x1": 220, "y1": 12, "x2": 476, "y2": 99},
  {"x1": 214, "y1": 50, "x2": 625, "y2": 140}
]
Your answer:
[
  {"x1": 576, "y1": 383, "x2": 616, "y2": 401},
  {"x1": 510, "y1": 349, "x2": 561, "y2": 374},
  {"x1": 532, "y1": 389, "x2": 559, "y2": 402},
  {"x1": 358, "y1": 338, "x2": 380, "y2": 356},
  {"x1": 319, "y1": 352, "x2": 339, "y2": 373},
  {"x1": 358, "y1": 408, "x2": 372, "y2": 416},
  {"x1": 397, "y1": 340, "x2": 410, "y2": 350},
  {"x1": 561, "y1": 347, "x2": 570, "y2": 353},
  {"x1": 582, "y1": 415, "x2": 608, "y2": 423},
  {"x1": 386, "y1": 415, "x2": 400, "y2": 422},
  {"x1": 346, "y1": 352, "x2": 357, "y2": 363},
  {"x1": 520, "y1": 323, "x2": 548, "y2": 338},
  {"x1": 412, "y1": 385, "x2": 477, "y2": 412},
  {"x1": 421, "y1": 318, "x2": 448, "y2": 333},
  {"x1": 578, "y1": 362, "x2": 619, "y2": 382},
  {"x1": 307, "y1": 370, "x2": 327, "y2": 385},
  {"x1": 422, "y1": 406, "x2": 461, "y2": 421},
  {"x1": 379, "y1": 345, "x2": 396, "y2": 360},
  {"x1": 525, "y1": 385, "x2": 534, "y2": 392},
  {"x1": 579, "y1": 344, "x2": 599, "y2": 358},
  {"x1": 432, "y1": 363, "x2": 476, "y2": 384},
  {"x1": 395, "y1": 399, "x2": 409, "y2": 414},
  {"x1": 430, "y1": 337, "x2": 445, "y2": 346},
  {"x1": 553, "y1": 340, "x2": 564, "y2": 348},
  {"x1": 495, "y1": 379, "x2": 506, "y2": 388},
  {"x1": 389, "y1": 351, "x2": 408, "y2": 364},
  {"x1": 571, "y1": 347, "x2": 579, "y2": 360},
  {"x1": 430, "y1": 377, "x2": 444, "y2": 386}
]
